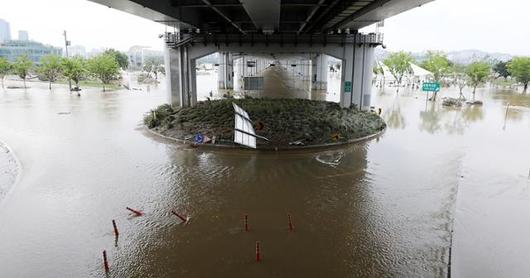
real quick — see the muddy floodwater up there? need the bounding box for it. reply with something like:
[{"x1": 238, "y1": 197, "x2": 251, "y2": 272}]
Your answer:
[{"x1": 0, "y1": 77, "x2": 529, "y2": 278}]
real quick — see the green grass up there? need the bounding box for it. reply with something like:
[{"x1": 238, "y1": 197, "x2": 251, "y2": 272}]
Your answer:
[
  {"x1": 145, "y1": 98, "x2": 386, "y2": 146},
  {"x1": 56, "y1": 79, "x2": 121, "y2": 91}
]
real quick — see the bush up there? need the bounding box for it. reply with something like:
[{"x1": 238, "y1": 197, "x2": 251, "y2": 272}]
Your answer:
[
  {"x1": 144, "y1": 104, "x2": 174, "y2": 129},
  {"x1": 144, "y1": 98, "x2": 386, "y2": 145}
]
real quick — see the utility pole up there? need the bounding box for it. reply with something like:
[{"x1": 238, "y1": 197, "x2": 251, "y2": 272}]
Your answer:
[{"x1": 63, "y1": 30, "x2": 72, "y2": 91}]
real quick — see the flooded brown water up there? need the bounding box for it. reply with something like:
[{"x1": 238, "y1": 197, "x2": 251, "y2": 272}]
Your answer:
[{"x1": 0, "y1": 78, "x2": 529, "y2": 277}]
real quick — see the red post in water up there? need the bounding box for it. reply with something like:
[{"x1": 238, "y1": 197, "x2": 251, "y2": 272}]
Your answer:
[
  {"x1": 244, "y1": 214, "x2": 249, "y2": 232},
  {"x1": 102, "y1": 250, "x2": 110, "y2": 273},
  {"x1": 126, "y1": 207, "x2": 143, "y2": 216},
  {"x1": 171, "y1": 210, "x2": 187, "y2": 223},
  {"x1": 255, "y1": 241, "x2": 261, "y2": 262},
  {"x1": 112, "y1": 220, "x2": 119, "y2": 237},
  {"x1": 288, "y1": 214, "x2": 294, "y2": 232}
]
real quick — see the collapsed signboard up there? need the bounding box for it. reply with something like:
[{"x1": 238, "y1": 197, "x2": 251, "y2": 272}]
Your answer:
[{"x1": 232, "y1": 103, "x2": 269, "y2": 149}]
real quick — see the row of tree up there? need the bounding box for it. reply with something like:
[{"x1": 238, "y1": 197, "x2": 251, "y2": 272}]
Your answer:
[
  {"x1": 380, "y1": 51, "x2": 530, "y2": 100},
  {"x1": 0, "y1": 49, "x2": 128, "y2": 91}
]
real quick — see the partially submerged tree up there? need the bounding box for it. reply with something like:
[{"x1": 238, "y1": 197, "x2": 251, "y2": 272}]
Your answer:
[
  {"x1": 372, "y1": 63, "x2": 384, "y2": 85},
  {"x1": 143, "y1": 56, "x2": 164, "y2": 81},
  {"x1": 87, "y1": 53, "x2": 120, "y2": 91},
  {"x1": 0, "y1": 57, "x2": 11, "y2": 89},
  {"x1": 493, "y1": 60, "x2": 510, "y2": 80},
  {"x1": 104, "y1": 48, "x2": 129, "y2": 70},
  {"x1": 452, "y1": 63, "x2": 467, "y2": 100},
  {"x1": 383, "y1": 51, "x2": 413, "y2": 93},
  {"x1": 466, "y1": 61, "x2": 491, "y2": 101},
  {"x1": 39, "y1": 55, "x2": 62, "y2": 90},
  {"x1": 508, "y1": 57, "x2": 530, "y2": 93},
  {"x1": 62, "y1": 56, "x2": 86, "y2": 91},
  {"x1": 421, "y1": 51, "x2": 451, "y2": 101},
  {"x1": 13, "y1": 55, "x2": 33, "y2": 88}
]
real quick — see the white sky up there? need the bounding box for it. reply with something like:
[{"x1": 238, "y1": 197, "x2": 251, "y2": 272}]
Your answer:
[{"x1": 1, "y1": 0, "x2": 529, "y2": 55}]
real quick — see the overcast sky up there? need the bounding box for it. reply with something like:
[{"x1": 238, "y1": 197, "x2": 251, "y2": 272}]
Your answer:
[{"x1": 1, "y1": 0, "x2": 529, "y2": 55}]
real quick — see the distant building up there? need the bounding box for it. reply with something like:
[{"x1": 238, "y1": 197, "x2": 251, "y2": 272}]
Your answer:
[
  {"x1": 0, "y1": 40, "x2": 62, "y2": 65},
  {"x1": 0, "y1": 19, "x2": 11, "y2": 43},
  {"x1": 128, "y1": 46, "x2": 163, "y2": 69},
  {"x1": 18, "y1": 30, "x2": 28, "y2": 41},
  {"x1": 87, "y1": 48, "x2": 105, "y2": 58},
  {"x1": 68, "y1": 45, "x2": 87, "y2": 58}
]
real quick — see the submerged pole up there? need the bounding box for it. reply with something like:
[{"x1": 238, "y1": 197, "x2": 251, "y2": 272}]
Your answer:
[
  {"x1": 244, "y1": 214, "x2": 249, "y2": 232},
  {"x1": 126, "y1": 207, "x2": 143, "y2": 216},
  {"x1": 112, "y1": 220, "x2": 119, "y2": 237},
  {"x1": 171, "y1": 210, "x2": 188, "y2": 223},
  {"x1": 102, "y1": 250, "x2": 110, "y2": 273},
  {"x1": 255, "y1": 241, "x2": 261, "y2": 262}
]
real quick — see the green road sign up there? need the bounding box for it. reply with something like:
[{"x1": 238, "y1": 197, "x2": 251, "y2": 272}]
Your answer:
[
  {"x1": 344, "y1": 81, "x2": 352, "y2": 93},
  {"x1": 422, "y1": 82, "x2": 440, "y2": 92}
]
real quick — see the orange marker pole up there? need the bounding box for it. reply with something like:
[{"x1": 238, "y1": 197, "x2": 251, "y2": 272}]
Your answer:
[
  {"x1": 255, "y1": 241, "x2": 261, "y2": 262},
  {"x1": 112, "y1": 220, "x2": 119, "y2": 237},
  {"x1": 288, "y1": 214, "x2": 294, "y2": 232},
  {"x1": 126, "y1": 207, "x2": 143, "y2": 216},
  {"x1": 102, "y1": 250, "x2": 110, "y2": 273},
  {"x1": 171, "y1": 210, "x2": 187, "y2": 223}
]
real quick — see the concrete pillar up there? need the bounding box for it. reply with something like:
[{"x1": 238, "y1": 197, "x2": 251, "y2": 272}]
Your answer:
[
  {"x1": 164, "y1": 46, "x2": 182, "y2": 107},
  {"x1": 218, "y1": 52, "x2": 233, "y2": 91},
  {"x1": 361, "y1": 46, "x2": 375, "y2": 110},
  {"x1": 352, "y1": 45, "x2": 374, "y2": 110},
  {"x1": 311, "y1": 54, "x2": 328, "y2": 94},
  {"x1": 340, "y1": 43, "x2": 375, "y2": 110},
  {"x1": 189, "y1": 58, "x2": 197, "y2": 106},
  {"x1": 340, "y1": 44, "x2": 354, "y2": 107},
  {"x1": 164, "y1": 45, "x2": 196, "y2": 107}
]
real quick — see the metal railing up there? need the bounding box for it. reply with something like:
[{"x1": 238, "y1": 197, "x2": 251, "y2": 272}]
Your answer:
[{"x1": 164, "y1": 32, "x2": 384, "y2": 48}]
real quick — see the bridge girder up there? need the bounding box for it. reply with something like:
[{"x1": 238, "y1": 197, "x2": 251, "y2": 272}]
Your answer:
[{"x1": 88, "y1": 0, "x2": 434, "y2": 34}]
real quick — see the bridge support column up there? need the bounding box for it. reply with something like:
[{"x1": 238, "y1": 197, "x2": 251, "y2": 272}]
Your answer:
[
  {"x1": 218, "y1": 52, "x2": 234, "y2": 92},
  {"x1": 341, "y1": 43, "x2": 375, "y2": 110},
  {"x1": 164, "y1": 45, "x2": 197, "y2": 107},
  {"x1": 311, "y1": 54, "x2": 328, "y2": 99}
]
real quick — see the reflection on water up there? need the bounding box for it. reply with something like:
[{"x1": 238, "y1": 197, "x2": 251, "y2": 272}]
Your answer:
[
  {"x1": 0, "y1": 142, "x2": 18, "y2": 200},
  {"x1": 0, "y1": 81, "x2": 529, "y2": 277},
  {"x1": 419, "y1": 102, "x2": 443, "y2": 134},
  {"x1": 384, "y1": 97, "x2": 406, "y2": 129}
]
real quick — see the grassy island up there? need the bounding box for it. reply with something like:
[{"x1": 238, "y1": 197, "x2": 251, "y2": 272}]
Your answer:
[{"x1": 144, "y1": 98, "x2": 386, "y2": 148}]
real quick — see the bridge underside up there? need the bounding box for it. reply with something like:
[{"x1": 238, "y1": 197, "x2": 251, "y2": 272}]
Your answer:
[
  {"x1": 87, "y1": 0, "x2": 434, "y2": 109},
  {"x1": 89, "y1": 0, "x2": 433, "y2": 34},
  {"x1": 164, "y1": 33, "x2": 381, "y2": 109}
]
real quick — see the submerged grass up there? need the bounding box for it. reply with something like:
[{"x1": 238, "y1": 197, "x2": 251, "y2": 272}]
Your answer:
[{"x1": 145, "y1": 98, "x2": 386, "y2": 147}]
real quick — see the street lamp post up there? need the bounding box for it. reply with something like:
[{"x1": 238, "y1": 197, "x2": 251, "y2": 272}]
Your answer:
[{"x1": 63, "y1": 30, "x2": 72, "y2": 91}]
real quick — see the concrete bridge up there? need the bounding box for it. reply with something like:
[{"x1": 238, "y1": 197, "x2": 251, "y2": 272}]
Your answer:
[{"x1": 88, "y1": 0, "x2": 433, "y2": 109}]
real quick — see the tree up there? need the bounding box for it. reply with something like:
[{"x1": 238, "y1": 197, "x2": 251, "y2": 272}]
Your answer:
[
  {"x1": 466, "y1": 61, "x2": 491, "y2": 101},
  {"x1": 372, "y1": 63, "x2": 384, "y2": 85},
  {"x1": 104, "y1": 49, "x2": 129, "y2": 70},
  {"x1": 452, "y1": 64, "x2": 467, "y2": 100},
  {"x1": 62, "y1": 56, "x2": 86, "y2": 91},
  {"x1": 508, "y1": 57, "x2": 530, "y2": 93},
  {"x1": 13, "y1": 55, "x2": 33, "y2": 88},
  {"x1": 39, "y1": 55, "x2": 62, "y2": 90},
  {"x1": 383, "y1": 51, "x2": 413, "y2": 93},
  {"x1": 87, "y1": 53, "x2": 120, "y2": 92},
  {"x1": 143, "y1": 56, "x2": 164, "y2": 81},
  {"x1": 493, "y1": 60, "x2": 510, "y2": 80},
  {"x1": 421, "y1": 51, "x2": 451, "y2": 101},
  {"x1": 0, "y1": 57, "x2": 11, "y2": 89}
]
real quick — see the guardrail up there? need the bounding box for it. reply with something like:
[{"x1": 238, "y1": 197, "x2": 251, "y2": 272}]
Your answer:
[{"x1": 164, "y1": 32, "x2": 384, "y2": 48}]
